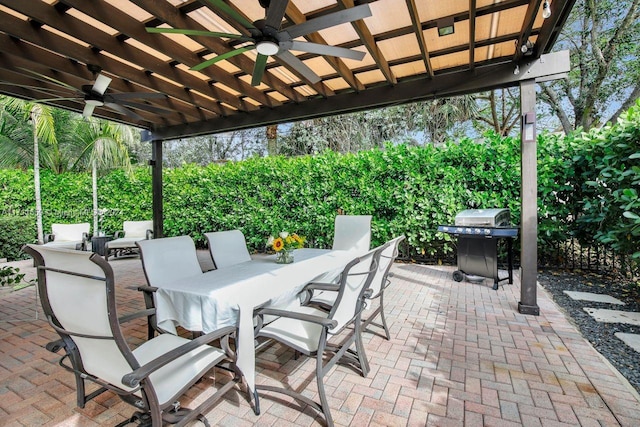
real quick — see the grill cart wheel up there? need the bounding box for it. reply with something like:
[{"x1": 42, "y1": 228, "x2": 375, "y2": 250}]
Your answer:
[{"x1": 452, "y1": 270, "x2": 464, "y2": 282}]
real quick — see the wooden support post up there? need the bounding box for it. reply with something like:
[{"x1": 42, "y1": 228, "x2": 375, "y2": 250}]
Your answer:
[
  {"x1": 149, "y1": 134, "x2": 164, "y2": 239},
  {"x1": 518, "y1": 79, "x2": 540, "y2": 315}
]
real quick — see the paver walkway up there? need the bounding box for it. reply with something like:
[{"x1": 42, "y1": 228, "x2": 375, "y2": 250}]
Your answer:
[{"x1": 1, "y1": 254, "x2": 639, "y2": 426}]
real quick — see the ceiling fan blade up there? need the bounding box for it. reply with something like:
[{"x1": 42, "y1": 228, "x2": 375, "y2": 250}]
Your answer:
[
  {"x1": 285, "y1": 4, "x2": 372, "y2": 39},
  {"x1": 190, "y1": 46, "x2": 254, "y2": 71},
  {"x1": 109, "y1": 92, "x2": 167, "y2": 100},
  {"x1": 288, "y1": 41, "x2": 366, "y2": 61},
  {"x1": 0, "y1": 82, "x2": 74, "y2": 96},
  {"x1": 18, "y1": 68, "x2": 81, "y2": 93},
  {"x1": 115, "y1": 100, "x2": 173, "y2": 115},
  {"x1": 251, "y1": 54, "x2": 269, "y2": 86},
  {"x1": 32, "y1": 97, "x2": 81, "y2": 102},
  {"x1": 92, "y1": 74, "x2": 112, "y2": 95},
  {"x1": 145, "y1": 27, "x2": 250, "y2": 41},
  {"x1": 204, "y1": 0, "x2": 256, "y2": 30},
  {"x1": 104, "y1": 102, "x2": 144, "y2": 121},
  {"x1": 275, "y1": 50, "x2": 320, "y2": 84},
  {"x1": 264, "y1": 0, "x2": 289, "y2": 29},
  {"x1": 82, "y1": 103, "x2": 96, "y2": 118}
]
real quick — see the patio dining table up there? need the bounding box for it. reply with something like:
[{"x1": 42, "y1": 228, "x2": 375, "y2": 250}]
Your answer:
[{"x1": 153, "y1": 248, "x2": 357, "y2": 401}]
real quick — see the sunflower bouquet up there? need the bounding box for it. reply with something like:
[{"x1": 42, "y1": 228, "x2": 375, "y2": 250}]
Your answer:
[{"x1": 267, "y1": 231, "x2": 306, "y2": 252}]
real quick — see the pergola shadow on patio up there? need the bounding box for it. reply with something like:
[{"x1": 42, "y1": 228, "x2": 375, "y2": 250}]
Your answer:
[{"x1": 1, "y1": 255, "x2": 638, "y2": 426}]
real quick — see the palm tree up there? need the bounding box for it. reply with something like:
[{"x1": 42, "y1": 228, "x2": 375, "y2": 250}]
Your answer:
[
  {"x1": 69, "y1": 119, "x2": 133, "y2": 234},
  {"x1": 0, "y1": 97, "x2": 58, "y2": 243}
]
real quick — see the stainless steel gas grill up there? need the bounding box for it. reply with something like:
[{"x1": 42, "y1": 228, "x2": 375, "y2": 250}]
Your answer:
[{"x1": 437, "y1": 209, "x2": 518, "y2": 290}]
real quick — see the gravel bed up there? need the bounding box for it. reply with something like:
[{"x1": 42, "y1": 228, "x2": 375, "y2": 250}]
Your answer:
[{"x1": 538, "y1": 270, "x2": 640, "y2": 395}]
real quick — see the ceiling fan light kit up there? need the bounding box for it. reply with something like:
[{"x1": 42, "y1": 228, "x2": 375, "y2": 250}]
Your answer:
[{"x1": 255, "y1": 40, "x2": 279, "y2": 56}]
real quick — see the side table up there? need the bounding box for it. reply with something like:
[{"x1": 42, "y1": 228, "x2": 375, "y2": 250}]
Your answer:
[{"x1": 91, "y1": 235, "x2": 113, "y2": 256}]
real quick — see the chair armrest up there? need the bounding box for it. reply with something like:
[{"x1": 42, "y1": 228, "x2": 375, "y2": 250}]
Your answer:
[
  {"x1": 44, "y1": 234, "x2": 55, "y2": 243},
  {"x1": 146, "y1": 229, "x2": 153, "y2": 240},
  {"x1": 118, "y1": 308, "x2": 156, "y2": 324},
  {"x1": 114, "y1": 230, "x2": 125, "y2": 239},
  {"x1": 121, "y1": 325, "x2": 236, "y2": 388},
  {"x1": 302, "y1": 282, "x2": 340, "y2": 293},
  {"x1": 136, "y1": 286, "x2": 158, "y2": 312},
  {"x1": 257, "y1": 307, "x2": 338, "y2": 329},
  {"x1": 299, "y1": 282, "x2": 340, "y2": 305}
]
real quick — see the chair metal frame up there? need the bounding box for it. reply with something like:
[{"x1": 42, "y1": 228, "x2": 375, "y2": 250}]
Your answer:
[
  {"x1": 24, "y1": 244, "x2": 241, "y2": 427},
  {"x1": 254, "y1": 243, "x2": 388, "y2": 427},
  {"x1": 105, "y1": 220, "x2": 154, "y2": 261},
  {"x1": 306, "y1": 235, "x2": 405, "y2": 340}
]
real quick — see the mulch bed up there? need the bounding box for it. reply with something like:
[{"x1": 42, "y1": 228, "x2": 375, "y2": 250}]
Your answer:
[{"x1": 538, "y1": 269, "x2": 640, "y2": 395}]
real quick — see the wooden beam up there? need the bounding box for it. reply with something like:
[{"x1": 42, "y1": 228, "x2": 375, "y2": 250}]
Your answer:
[
  {"x1": 512, "y1": 0, "x2": 543, "y2": 62},
  {"x1": 0, "y1": 0, "x2": 254, "y2": 114},
  {"x1": 153, "y1": 51, "x2": 570, "y2": 139},
  {"x1": 336, "y1": 0, "x2": 396, "y2": 85},
  {"x1": 405, "y1": 0, "x2": 433, "y2": 77},
  {"x1": 468, "y1": 0, "x2": 477, "y2": 71}
]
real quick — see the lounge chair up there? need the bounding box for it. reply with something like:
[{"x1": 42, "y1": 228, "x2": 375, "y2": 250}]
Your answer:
[
  {"x1": 104, "y1": 220, "x2": 153, "y2": 260},
  {"x1": 43, "y1": 223, "x2": 90, "y2": 250}
]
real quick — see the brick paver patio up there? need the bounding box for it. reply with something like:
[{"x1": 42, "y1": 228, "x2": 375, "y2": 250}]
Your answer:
[{"x1": 1, "y1": 253, "x2": 639, "y2": 426}]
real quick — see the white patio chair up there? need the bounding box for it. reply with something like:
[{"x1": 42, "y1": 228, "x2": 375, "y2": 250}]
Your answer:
[
  {"x1": 307, "y1": 235, "x2": 406, "y2": 340},
  {"x1": 43, "y1": 223, "x2": 90, "y2": 250},
  {"x1": 254, "y1": 242, "x2": 388, "y2": 427},
  {"x1": 23, "y1": 244, "x2": 240, "y2": 427},
  {"x1": 204, "y1": 230, "x2": 251, "y2": 269},
  {"x1": 332, "y1": 214, "x2": 372, "y2": 253},
  {"x1": 104, "y1": 220, "x2": 153, "y2": 260},
  {"x1": 137, "y1": 236, "x2": 204, "y2": 337}
]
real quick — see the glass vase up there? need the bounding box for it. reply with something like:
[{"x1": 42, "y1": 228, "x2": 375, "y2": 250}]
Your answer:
[{"x1": 275, "y1": 249, "x2": 294, "y2": 264}]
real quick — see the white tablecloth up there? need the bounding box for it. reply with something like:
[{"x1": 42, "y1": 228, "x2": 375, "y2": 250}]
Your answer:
[{"x1": 154, "y1": 248, "x2": 356, "y2": 392}]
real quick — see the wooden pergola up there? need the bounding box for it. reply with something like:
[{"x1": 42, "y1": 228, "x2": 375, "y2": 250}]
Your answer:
[{"x1": 0, "y1": 0, "x2": 577, "y2": 315}]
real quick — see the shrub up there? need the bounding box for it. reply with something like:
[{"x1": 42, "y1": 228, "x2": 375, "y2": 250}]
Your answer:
[{"x1": 0, "y1": 216, "x2": 35, "y2": 261}]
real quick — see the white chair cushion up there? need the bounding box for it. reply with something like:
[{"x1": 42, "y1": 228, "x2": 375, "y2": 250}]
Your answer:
[
  {"x1": 107, "y1": 236, "x2": 145, "y2": 249},
  {"x1": 123, "y1": 221, "x2": 153, "y2": 238},
  {"x1": 132, "y1": 333, "x2": 225, "y2": 406},
  {"x1": 43, "y1": 240, "x2": 83, "y2": 249},
  {"x1": 259, "y1": 305, "x2": 329, "y2": 353},
  {"x1": 51, "y1": 223, "x2": 90, "y2": 242},
  {"x1": 205, "y1": 230, "x2": 252, "y2": 269},
  {"x1": 332, "y1": 215, "x2": 371, "y2": 253},
  {"x1": 137, "y1": 236, "x2": 203, "y2": 287}
]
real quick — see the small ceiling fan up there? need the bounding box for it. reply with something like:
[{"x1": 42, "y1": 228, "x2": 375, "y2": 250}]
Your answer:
[
  {"x1": 146, "y1": 0, "x2": 372, "y2": 86},
  {"x1": 20, "y1": 65, "x2": 169, "y2": 121}
]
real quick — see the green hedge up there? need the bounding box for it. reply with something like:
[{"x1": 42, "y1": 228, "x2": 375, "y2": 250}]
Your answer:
[
  {"x1": 0, "y1": 216, "x2": 35, "y2": 260},
  {"x1": 0, "y1": 102, "x2": 638, "y2": 263}
]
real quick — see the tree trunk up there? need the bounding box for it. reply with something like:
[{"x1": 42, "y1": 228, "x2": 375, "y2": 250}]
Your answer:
[
  {"x1": 266, "y1": 125, "x2": 278, "y2": 156},
  {"x1": 93, "y1": 160, "x2": 98, "y2": 235},
  {"x1": 31, "y1": 110, "x2": 43, "y2": 244}
]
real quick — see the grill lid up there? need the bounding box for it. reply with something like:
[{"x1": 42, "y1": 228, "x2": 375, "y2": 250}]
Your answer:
[{"x1": 454, "y1": 209, "x2": 510, "y2": 227}]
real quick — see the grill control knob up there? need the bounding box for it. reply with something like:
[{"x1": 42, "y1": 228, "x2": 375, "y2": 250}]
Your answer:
[{"x1": 484, "y1": 229, "x2": 491, "y2": 235}]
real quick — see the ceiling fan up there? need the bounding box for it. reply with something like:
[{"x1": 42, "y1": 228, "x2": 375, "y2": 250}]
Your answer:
[
  {"x1": 146, "y1": 0, "x2": 372, "y2": 86},
  {"x1": 19, "y1": 65, "x2": 169, "y2": 121}
]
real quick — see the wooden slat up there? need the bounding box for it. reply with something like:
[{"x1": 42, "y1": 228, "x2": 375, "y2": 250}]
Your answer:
[
  {"x1": 405, "y1": 0, "x2": 433, "y2": 78},
  {"x1": 336, "y1": 0, "x2": 396, "y2": 85}
]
